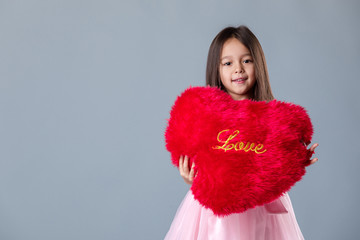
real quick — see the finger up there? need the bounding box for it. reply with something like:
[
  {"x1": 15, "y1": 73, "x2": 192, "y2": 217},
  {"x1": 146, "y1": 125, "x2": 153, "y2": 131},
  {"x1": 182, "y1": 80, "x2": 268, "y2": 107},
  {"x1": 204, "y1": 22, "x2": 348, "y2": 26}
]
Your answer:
[
  {"x1": 310, "y1": 143, "x2": 319, "y2": 152},
  {"x1": 179, "y1": 155, "x2": 184, "y2": 175},
  {"x1": 183, "y1": 155, "x2": 189, "y2": 168},
  {"x1": 309, "y1": 157, "x2": 318, "y2": 165},
  {"x1": 189, "y1": 163, "x2": 196, "y2": 180},
  {"x1": 183, "y1": 156, "x2": 190, "y2": 175}
]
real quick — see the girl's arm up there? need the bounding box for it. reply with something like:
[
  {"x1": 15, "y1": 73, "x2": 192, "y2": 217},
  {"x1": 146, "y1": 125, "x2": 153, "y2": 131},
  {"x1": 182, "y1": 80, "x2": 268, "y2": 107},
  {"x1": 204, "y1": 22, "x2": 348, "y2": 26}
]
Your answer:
[{"x1": 179, "y1": 155, "x2": 197, "y2": 185}]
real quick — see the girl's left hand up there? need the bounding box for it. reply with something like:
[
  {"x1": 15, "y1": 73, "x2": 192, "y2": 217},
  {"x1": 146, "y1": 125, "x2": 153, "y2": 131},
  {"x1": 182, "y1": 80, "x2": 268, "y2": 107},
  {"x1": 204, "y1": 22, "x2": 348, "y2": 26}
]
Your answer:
[{"x1": 307, "y1": 143, "x2": 319, "y2": 166}]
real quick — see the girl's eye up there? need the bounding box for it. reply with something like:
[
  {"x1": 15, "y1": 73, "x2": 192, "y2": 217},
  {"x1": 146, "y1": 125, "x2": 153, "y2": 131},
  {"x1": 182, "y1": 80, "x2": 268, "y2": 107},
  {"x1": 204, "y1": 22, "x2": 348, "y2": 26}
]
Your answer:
[
  {"x1": 243, "y1": 59, "x2": 253, "y2": 63},
  {"x1": 223, "y1": 62, "x2": 231, "y2": 66}
]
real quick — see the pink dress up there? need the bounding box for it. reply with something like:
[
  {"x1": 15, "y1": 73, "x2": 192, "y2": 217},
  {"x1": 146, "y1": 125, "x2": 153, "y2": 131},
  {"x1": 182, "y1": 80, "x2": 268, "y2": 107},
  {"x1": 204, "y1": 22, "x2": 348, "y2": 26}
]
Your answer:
[{"x1": 165, "y1": 191, "x2": 304, "y2": 240}]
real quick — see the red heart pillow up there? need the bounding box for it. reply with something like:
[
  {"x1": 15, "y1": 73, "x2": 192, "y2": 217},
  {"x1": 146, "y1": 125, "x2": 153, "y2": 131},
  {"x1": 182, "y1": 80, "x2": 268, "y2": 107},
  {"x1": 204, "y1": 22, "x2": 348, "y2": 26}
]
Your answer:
[{"x1": 165, "y1": 86, "x2": 313, "y2": 216}]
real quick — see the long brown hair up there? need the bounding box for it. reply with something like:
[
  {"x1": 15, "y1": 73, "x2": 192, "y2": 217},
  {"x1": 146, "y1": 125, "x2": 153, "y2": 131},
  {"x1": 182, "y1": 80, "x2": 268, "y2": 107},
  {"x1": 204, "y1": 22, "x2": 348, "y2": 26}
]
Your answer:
[{"x1": 206, "y1": 26, "x2": 274, "y2": 101}]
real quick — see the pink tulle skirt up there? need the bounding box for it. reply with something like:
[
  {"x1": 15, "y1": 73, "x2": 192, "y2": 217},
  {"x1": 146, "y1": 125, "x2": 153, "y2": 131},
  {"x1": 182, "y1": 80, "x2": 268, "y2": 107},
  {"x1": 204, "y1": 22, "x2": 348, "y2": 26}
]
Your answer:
[{"x1": 165, "y1": 191, "x2": 304, "y2": 240}]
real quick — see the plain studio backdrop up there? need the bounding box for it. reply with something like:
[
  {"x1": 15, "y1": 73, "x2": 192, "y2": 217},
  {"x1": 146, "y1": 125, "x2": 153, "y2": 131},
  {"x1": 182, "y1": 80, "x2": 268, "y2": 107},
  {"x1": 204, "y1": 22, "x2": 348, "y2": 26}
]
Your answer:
[{"x1": 0, "y1": 0, "x2": 359, "y2": 239}]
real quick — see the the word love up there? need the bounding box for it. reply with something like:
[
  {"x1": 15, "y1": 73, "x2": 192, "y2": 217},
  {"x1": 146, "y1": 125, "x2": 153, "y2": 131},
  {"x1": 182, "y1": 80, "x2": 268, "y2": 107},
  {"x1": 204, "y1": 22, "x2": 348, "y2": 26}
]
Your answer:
[{"x1": 212, "y1": 129, "x2": 267, "y2": 154}]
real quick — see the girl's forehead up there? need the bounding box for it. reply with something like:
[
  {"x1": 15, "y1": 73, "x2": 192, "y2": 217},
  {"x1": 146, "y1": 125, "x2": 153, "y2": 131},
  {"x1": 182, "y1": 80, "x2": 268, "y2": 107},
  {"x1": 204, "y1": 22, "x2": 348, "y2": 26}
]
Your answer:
[{"x1": 221, "y1": 38, "x2": 250, "y2": 58}]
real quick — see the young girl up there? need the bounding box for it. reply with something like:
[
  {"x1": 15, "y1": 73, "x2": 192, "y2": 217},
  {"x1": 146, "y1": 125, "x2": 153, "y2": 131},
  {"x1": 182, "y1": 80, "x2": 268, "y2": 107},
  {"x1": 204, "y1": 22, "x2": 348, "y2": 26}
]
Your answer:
[{"x1": 165, "y1": 25, "x2": 318, "y2": 240}]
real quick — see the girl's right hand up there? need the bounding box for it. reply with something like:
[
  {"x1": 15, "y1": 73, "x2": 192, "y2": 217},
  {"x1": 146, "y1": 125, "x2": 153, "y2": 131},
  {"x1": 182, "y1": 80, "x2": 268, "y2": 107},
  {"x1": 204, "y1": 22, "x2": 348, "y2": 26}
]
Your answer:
[{"x1": 179, "y1": 155, "x2": 197, "y2": 185}]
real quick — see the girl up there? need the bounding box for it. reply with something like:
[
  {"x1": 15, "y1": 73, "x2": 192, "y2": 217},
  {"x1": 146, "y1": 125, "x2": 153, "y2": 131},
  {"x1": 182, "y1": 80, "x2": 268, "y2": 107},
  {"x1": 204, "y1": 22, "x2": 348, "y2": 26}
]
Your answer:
[{"x1": 165, "y1": 25, "x2": 318, "y2": 240}]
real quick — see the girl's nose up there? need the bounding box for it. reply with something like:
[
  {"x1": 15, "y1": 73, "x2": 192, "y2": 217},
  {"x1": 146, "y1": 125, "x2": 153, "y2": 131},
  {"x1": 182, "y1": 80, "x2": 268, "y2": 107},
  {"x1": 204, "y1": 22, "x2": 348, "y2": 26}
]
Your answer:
[{"x1": 235, "y1": 64, "x2": 244, "y2": 73}]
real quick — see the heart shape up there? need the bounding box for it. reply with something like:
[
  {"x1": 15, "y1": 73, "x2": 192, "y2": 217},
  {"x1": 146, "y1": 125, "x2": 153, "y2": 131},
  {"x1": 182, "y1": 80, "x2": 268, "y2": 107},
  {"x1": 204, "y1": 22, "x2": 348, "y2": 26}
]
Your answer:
[{"x1": 165, "y1": 86, "x2": 313, "y2": 216}]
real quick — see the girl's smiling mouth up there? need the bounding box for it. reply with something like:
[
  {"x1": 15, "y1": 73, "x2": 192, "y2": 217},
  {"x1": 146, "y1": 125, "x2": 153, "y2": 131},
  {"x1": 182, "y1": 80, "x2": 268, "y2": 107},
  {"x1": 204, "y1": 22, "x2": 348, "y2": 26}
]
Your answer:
[{"x1": 232, "y1": 77, "x2": 247, "y2": 83}]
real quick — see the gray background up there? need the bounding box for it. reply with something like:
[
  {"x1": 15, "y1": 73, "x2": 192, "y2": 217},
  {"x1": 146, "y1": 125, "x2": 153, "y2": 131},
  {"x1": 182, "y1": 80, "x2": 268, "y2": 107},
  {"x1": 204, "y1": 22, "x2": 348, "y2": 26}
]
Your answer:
[{"x1": 0, "y1": 0, "x2": 359, "y2": 239}]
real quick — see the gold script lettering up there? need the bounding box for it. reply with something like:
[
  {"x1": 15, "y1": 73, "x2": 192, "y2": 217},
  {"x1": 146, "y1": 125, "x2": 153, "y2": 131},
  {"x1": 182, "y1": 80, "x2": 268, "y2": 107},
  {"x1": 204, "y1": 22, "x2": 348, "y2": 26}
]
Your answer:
[{"x1": 212, "y1": 129, "x2": 267, "y2": 154}]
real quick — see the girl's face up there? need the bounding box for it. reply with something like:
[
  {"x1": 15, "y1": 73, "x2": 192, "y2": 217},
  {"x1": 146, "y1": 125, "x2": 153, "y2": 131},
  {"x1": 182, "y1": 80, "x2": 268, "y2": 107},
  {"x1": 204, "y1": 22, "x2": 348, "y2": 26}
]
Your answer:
[{"x1": 219, "y1": 38, "x2": 256, "y2": 100}]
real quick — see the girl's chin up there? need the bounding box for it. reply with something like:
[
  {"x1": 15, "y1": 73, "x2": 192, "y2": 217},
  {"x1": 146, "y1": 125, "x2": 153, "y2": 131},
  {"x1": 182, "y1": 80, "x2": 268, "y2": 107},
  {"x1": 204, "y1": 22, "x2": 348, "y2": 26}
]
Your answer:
[{"x1": 229, "y1": 93, "x2": 250, "y2": 100}]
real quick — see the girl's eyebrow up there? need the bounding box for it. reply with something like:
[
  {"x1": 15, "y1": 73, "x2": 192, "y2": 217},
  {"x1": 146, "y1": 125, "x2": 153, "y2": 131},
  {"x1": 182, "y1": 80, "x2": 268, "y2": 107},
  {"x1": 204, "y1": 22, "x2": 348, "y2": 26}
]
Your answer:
[{"x1": 220, "y1": 53, "x2": 251, "y2": 60}]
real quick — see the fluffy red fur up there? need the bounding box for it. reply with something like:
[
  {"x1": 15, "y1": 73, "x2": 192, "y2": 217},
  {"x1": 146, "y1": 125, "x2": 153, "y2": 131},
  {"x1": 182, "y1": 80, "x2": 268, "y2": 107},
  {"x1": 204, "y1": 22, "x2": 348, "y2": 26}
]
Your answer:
[{"x1": 165, "y1": 86, "x2": 313, "y2": 216}]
